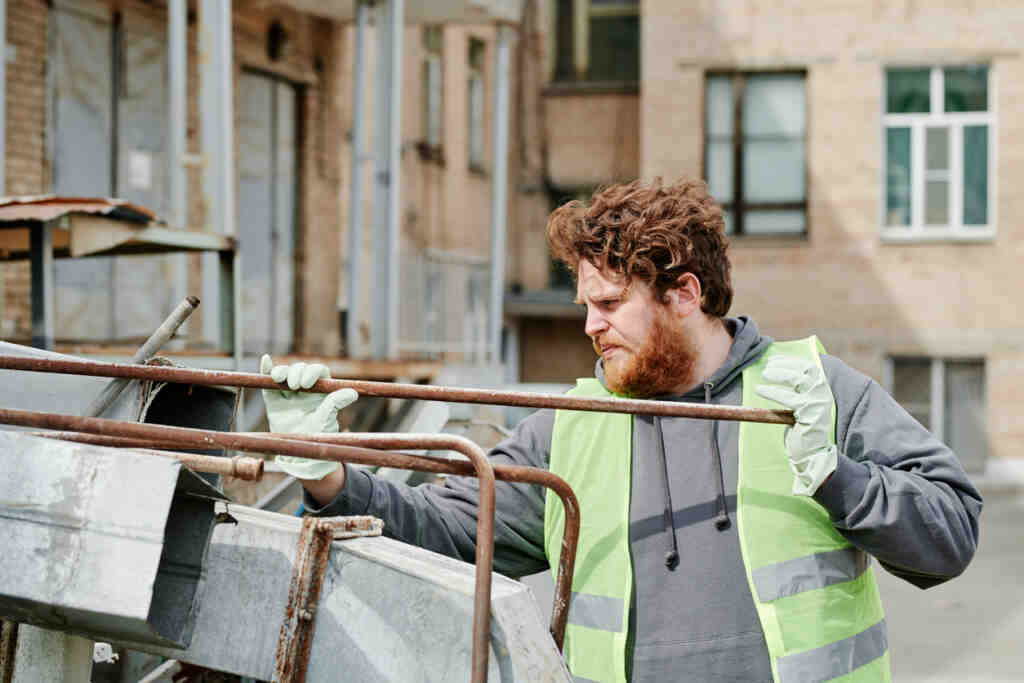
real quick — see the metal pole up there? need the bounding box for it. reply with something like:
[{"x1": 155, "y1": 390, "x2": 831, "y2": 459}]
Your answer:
[
  {"x1": 29, "y1": 223, "x2": 54, "y2": 350},
  {"x1": 85, "y1": 296, "x2": 199, "y2": 417},
  {"x1": 200, "y1": 0, "x2": 239, "y2": 367},
  {"x1": 0, "y1": 0, "x2": 7, "y2": 194},
  {"x1": 344, "y1": 0, "x2": 369, "y2": 358},
  {"x1": 0, "y1": 355, "x2": 796, "y2": 424},
  {"x1": 168, "y1": 0, "x2": 189, "y2": 336},
  {"x1": 371, "y1": 0, "x2": 403, "y2": 359},
  {"x1": 488, "y1": 25, "x2": 512, "y2": 365}
]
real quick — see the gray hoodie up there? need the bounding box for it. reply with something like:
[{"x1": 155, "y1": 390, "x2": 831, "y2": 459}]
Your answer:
[{"x1": 306, "y1": 317, "x2": 982, "y2": 681}]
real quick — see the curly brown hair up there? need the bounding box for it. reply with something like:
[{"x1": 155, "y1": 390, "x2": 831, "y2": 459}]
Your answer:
[{"x1": 547, "y1": 177, "x2": 732, "y2": 317}]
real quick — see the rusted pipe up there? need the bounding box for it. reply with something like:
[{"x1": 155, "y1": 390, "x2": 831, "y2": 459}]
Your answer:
[
  {"x1": 0, "y1": 409, "x2": 497, "y2": 683},
  {"x1": 0, "y1": 354, "x2": 795, "y2": 424},
  {"x1": 275, "y1": 432, "x2": 579, "y2": 652},
  {"x1": 27, "y1": 432, "x2": 264, "y2": 481}
]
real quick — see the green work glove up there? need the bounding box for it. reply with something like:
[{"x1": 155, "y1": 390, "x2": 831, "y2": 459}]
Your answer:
[
  {"x1": 754, "y1": 355, "x2": 838, "y2": 496},
  {"x1": 260, "y1": 354, "x2": 359, "y2": 480}
]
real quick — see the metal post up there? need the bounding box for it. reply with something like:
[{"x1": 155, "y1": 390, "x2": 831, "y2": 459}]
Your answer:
[
  {"x1": 168, "y1": 0, "x2": 188, "y2": 339},
  {"x1": 29, "y1": 223, "x2": 54, "y2": 350},
  {"x1": 0, "y1": 0, "x2": 7, "y2": 194},
  {"x1": 371, "y1": 0, "x2": 403, "y2": 360},
  {"x1": 344, "y1": 0, "x2": 369, "y2": 358},
  {"x1": 488, "y1": 25, "x2": 512, "y2": 365},
  {"x1": 200, "y1": 0, "x2": 240, "y2": 367}
]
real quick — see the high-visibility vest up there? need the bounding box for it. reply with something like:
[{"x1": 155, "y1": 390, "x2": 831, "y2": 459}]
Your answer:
[{"x1": 543, "y1": 337, "x2": 891, "y2": 683}]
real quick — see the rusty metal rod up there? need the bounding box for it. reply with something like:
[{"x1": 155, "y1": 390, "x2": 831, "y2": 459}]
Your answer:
[
  {"x1": 0, "y1": 354, "x2": 795, "y2": 424},
  {"x1": 20, "y1": 428, "x2": 580, "y2": 652},
  {"x1": 0, "y1": 409, "x2": 497, "y2": 683},
  {"x1": 27, "y1": 432, "x2": 264, "y2": 481}
]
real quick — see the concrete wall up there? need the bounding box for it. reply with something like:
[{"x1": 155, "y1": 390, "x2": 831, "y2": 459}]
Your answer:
[{"x1": 636, "y1": 0, "x2": 1024, "y2": 461}]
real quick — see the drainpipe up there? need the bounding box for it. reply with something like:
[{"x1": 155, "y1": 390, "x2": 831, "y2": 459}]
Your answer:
[
  {"x1": 371, "y1": 0, "x2": 403, "y2": 360},
  {"x1": 168, "y1": 0, "x2": 188, "y2": 343},
  {"x1": 488, "y1": 25, "x2": 512, "y2": 365},
  {"x1": 199, "y1": 0, "x2": 239, "y2": 370},
  {"x1": 344, "y1": 0, "x2": 369, "y2": 358}
]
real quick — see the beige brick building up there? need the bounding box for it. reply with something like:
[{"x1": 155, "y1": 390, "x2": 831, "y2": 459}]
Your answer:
[{"x1": 510, "y1": 0, "x2": 1021, "y2": 472}]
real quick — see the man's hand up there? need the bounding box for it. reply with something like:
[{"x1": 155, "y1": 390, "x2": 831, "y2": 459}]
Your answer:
[
  {"x1": 260, "y1": 354, "x2": 359, "y2": 481},
  {"x1": 754, "y1": 355, "x2": 838, "y2": 496}
]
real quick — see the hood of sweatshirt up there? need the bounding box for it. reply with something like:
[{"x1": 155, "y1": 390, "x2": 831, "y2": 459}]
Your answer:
[{"x1": 594, "y1": 316, "x2": 773, "y2": 566}]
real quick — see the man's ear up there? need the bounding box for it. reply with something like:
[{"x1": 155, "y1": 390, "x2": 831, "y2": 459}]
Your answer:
[{"x1": 662, "y1": 273, "x2": 702, "y2": 316}]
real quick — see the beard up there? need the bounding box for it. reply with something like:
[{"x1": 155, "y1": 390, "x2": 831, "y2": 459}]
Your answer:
[{"x1": 597, "y1": 311, "x2": 697, "y2": 398}]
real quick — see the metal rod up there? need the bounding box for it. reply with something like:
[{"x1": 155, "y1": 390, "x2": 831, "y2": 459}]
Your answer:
[
  {"x1": 343, "y1": 0, "x2": 369, "y2": 355},
  {"x1": 27, "y1": 432, "x2": 263, "y2": 481},
  {"x1": 0, "y1": 355, "x2": 796, "y2": 425},
  {"x1": 85, "y1": 295, "x2": 200, "y2": 417},
  {"x1": 0, "y1": 409, "x2": 496, "y2": 683}
]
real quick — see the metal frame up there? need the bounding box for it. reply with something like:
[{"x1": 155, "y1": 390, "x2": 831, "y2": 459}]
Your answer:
[{"x1": 703, "y1": 69, "x2": 809, "y2": 237}]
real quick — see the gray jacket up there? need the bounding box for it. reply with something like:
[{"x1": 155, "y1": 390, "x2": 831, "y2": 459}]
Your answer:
[{"x1": 306, "y1": 317, "x2": 982, "y2": 682}]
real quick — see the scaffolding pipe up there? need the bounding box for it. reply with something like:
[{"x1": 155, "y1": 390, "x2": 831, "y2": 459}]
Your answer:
[{"x1": 0, "y1": 355, "x2": 796, "y2": 424}]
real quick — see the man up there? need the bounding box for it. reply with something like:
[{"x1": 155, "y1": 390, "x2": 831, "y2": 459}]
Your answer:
[{"x1": 261, "y1": 178, "x2": 981, "y2": 682}]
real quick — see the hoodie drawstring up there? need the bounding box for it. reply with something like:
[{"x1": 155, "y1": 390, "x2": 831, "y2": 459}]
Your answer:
[
  {"x1": 706, "y1": 382, "x2": 731, "y2": 530},
  {"x1": 653, "y1": 415, "x2": 680, "y2": 570}
]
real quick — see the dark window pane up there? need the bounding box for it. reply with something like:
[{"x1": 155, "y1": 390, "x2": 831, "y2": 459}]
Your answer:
[
  {"x1": 588, "y1": 14, "x2": 639, "y2": 81},
  {"x1": 944, "y1": 66, "x2": 988, "y2": 112},
  {"x1": 944, "y1": 360, "x2": 987, "y2": 472},
  {"x1": 963, "y1": 125, "x2": 988, "y2": 225},
  {"x1": 886, "y1": 68, "x2": 930, "y2": 113},
  {"x1": 553, "y1": 0, "x2": 574, "y2": 81},
  {"x1": 886, "y1": 127, "x2": 911, "y2": 226},
  {"x1": 893, "y1": 358, "x2": 931, "y2": 430}
]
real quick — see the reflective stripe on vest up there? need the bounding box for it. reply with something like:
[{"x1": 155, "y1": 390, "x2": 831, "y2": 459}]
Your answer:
[
  {"x1": 739, "y1": 336, "x2": 891, "y2": 682},
  {"x1": 544, "y1": 337, "x2": 891, "y2": 682}
]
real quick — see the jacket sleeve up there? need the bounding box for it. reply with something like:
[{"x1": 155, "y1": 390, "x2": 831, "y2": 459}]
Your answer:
[
  {"x1": 814, "y1": 355, "x2": 983, "y2": 589},
  {"x1": 302, "y1": 408, "x2": 556, "y2": 579}
]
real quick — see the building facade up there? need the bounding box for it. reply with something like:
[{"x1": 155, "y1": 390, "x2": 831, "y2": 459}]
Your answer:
[{"x1": 510, "y1": 0, "x2": 1022, "y2": 471}]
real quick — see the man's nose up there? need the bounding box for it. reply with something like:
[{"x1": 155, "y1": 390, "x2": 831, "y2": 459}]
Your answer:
[{"x1": 584, "y1": 307, "x2": 608, "y2": 337}]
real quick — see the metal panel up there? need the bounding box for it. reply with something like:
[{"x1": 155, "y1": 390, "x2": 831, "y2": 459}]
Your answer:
[
  {"x1": 0, "y1": 432, "x2": 227, "y2": 647},
  {"x1": 237, "y1": 72, "x2": 296, "y2": 355},
  {"x1": 112, "y1": 6, "x2": 174, "y2": 341},
  {"x1": 114, "y1": 505, "x2": 571, "y2": 682},
  {"x1": 49, "y1": 0, "x2": 115, "y2": 341}
]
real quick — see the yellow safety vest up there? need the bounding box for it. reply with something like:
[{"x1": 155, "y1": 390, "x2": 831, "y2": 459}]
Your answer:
[{"x1": 544, "y1": 337, "x2": 891, "y2": 683}]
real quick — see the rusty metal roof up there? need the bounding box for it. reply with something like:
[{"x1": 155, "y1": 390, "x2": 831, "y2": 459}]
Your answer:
[{"x1": 0, "y1": 195, "x2": 156, "y2": 224}]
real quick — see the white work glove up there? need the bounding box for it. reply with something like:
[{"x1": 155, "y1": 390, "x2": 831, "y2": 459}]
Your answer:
[
  {"x1": 260, "y1": 354, "x2": 359, "y2": 480},
  {"x1": 754, "y1": 355, "x2": 838, "y2": 496}
]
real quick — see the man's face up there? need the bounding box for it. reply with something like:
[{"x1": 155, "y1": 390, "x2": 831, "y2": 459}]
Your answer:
[{"x1": 576, "y1": 260, "x2": 696, "y2": 397}]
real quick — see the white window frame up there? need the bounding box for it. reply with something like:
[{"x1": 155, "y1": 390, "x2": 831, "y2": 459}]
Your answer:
[{"x1": 881, "y1": 65, "x2": 997, "y2": 242}]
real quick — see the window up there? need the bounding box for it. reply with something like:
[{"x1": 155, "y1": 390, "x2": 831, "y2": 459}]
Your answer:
[
  {"x1": 468, "y1": 38, "x2": 486, "y2": 169},
  {"x1": 553, "y1": 0, "x2": 639, "y2": 83},
  {"x1": 889, "y1": 357, "x2": 987, "y2": 472},
  {"x1": 704, "y1": 72, "x2": 807, "y2": 236},
  {"x1": 422, "y1": 26, "x2": 442, "y2": 149},
  {"x1": 883, "y1": 66, "x2": 993, "y2": 237}
]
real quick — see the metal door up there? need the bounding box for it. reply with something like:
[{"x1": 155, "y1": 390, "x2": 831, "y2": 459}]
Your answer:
[{"x1": 237, "y1": 71, "x2": 297, "y2": 354}]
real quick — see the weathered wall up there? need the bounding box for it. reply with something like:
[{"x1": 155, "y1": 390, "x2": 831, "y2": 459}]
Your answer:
[{"x1": 543, "y1": 89, "x2": 639, "y2": 189}]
